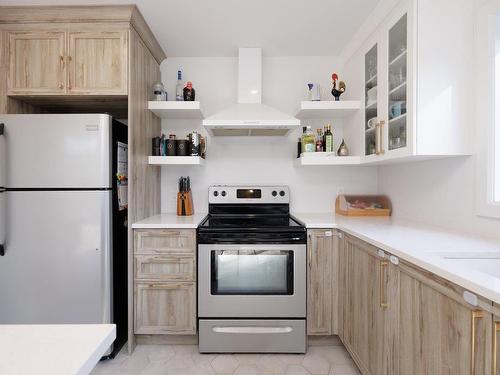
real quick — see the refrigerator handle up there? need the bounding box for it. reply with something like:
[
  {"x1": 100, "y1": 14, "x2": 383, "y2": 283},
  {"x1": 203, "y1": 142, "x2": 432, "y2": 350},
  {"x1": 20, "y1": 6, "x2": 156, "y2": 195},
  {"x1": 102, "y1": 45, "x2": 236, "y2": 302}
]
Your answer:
[
  {"x1": 0, "y1": 189, "x2": 5, "y2": 256},
  {"x1": 0, "y1": 124, "x2": 5, "y2": 256}
]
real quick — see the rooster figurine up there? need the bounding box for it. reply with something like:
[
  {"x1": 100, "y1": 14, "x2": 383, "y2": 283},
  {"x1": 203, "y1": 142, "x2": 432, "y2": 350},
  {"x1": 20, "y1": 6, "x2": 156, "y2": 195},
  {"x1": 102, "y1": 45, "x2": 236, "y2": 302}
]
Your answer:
[{"x1": 331, "y1": 73, "x2": 346, "y2": 101}]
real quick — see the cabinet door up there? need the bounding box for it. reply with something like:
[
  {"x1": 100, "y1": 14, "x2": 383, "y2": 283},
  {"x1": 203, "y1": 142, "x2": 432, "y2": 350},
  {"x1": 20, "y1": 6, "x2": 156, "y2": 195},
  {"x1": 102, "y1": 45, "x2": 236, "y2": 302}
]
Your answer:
[
  {"x1": 8, "y1": 31, "x2": 66, "y2": 95},
  {"x1": 383, "y1": 3, "x2": 414, "y2": 158},
  {"x1": 134, "y1": 282, "x2": 196, "y2": 335},
  {"x1": 342, "y1": 236, "x2": 393, "y2": 375},
  {"x1": 307, "y1": 229, "x2": 336, "y2": 335},
  {"x1": 363, "y1": 42, "x2": 379, "y2": 158},
  {"x1": 397, "y1": 263, "x2": 492, "y2": 375},
  {"x1": 68, "y1": 31, "x2": 127, "y2": 95}
]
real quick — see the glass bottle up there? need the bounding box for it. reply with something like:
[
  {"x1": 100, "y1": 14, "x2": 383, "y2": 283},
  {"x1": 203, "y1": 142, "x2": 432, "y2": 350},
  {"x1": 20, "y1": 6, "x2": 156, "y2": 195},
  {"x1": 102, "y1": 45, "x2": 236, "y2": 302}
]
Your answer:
[
  {"x1": 316, "y1": 129, "x2": 324, "y2": 152},
  {"x1": 324, "y1": 123, "x2": 334, "y2": 153},
  {"x1": 301, "y1": 126, "x2": 315, "y2": 153},
  {"x1": 175, "y1": 70, "x2": 183, "y2": 101}
]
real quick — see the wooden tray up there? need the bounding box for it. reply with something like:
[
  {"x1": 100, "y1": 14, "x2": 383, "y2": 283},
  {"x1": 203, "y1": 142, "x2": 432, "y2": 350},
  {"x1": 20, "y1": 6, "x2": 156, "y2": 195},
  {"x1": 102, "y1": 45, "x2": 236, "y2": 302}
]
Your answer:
[{"x1": 335, "y1": 194, "x2": 391, "y2": 216}]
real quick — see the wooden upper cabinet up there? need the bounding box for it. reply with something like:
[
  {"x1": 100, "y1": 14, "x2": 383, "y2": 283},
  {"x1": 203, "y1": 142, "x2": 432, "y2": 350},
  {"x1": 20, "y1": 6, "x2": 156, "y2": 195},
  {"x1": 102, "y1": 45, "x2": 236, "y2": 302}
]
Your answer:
[
  {"x1": 8, "y1": 31, "x2": 66, "y2": 95},
  {"x1": 68, "y1": 31, "x2": 128, "y2": 95}
]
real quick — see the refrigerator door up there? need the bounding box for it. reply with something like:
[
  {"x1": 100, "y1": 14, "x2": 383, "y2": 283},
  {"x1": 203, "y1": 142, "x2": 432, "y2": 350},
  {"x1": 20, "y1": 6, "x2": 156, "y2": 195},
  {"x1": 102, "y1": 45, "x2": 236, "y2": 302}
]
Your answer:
[
  {"x1": 0, "y1": 114, "x2": 111, "y2": 189},
  {"x1": 0, "y1": 121, "x2": 5, "y2": 188},
  {"x1": 0, "y1": 190, "x2": 112, "y2": 324}
]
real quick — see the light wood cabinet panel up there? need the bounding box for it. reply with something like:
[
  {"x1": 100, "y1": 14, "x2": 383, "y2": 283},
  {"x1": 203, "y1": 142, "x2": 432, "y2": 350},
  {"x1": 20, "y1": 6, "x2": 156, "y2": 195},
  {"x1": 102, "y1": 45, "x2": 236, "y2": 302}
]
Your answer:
[
  {"x1": 341, "y1": 235, "x2": 396, "y2": 375},
  {"x1": 134, "y1": 282, "x2": 196, "y2": 335},
  {"x1": 494, "y1": 314, "x2": 500, "y2": 375},
  {"x1": 307, "y1": 229, "x2": 337, "y2": 335},
  {"x1": 135, "y1": 255, "x2": 195, "y2": 282},
  {"x1": 134, "y1": 229, "x2": 195, "y2": 255},
  {"x1": 68, "y1": 30, "x2": 127, "y2": 95},
  {"x1": 396, "y1": 262, "x2": 492, "y2": 375},
  {"x1": 8, "y1": 31, "x2": 66, "y2": 94}
]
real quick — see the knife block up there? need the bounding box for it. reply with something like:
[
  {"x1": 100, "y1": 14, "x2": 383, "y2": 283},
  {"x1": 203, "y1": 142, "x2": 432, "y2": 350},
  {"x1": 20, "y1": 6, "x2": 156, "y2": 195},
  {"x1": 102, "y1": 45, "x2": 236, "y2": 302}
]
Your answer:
[{"x1": 177, "y1": 191, "x2": 194, "y2": 216}]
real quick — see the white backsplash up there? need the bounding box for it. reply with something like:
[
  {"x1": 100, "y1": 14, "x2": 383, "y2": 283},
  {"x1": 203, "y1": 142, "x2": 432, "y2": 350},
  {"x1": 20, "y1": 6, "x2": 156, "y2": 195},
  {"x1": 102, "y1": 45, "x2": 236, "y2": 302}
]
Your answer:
[{"x1": 160, "y1": 56, "x2": 378, "y2": 213}]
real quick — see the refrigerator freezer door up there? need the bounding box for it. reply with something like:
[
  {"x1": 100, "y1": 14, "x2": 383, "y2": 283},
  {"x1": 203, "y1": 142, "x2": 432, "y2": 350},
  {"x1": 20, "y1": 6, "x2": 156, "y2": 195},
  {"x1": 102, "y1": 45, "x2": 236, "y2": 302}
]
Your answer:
[
  {"x1": 0, "y1": 190, "x2": 112, "y2": 324},
  {"x1": 0, "y1": 114, "x2": 111, "y2": 189}
]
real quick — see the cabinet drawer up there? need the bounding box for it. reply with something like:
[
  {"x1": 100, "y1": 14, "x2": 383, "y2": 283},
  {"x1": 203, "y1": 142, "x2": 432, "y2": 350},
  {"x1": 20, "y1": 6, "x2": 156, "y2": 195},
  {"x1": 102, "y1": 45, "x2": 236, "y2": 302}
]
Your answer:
[
  {"x1": 134, "y1": 229, "x2": 195, "y2": 255},
  {"x1": 135, "y1": 255, "x2": 195, "y2": 281},
  {"x1": 134, "y1": 282, "x2": 196, "y2": 335}
]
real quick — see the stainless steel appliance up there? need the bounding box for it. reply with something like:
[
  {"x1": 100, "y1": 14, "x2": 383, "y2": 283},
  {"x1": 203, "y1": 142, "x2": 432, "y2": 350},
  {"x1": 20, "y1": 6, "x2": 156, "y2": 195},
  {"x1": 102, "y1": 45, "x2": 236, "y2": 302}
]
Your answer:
[
  {"x1": 197, "y1": 185, "x2": 307, "y2": 353},
  {"x1": 0, "y1": 114, "x2": 128, "y2": 357}
]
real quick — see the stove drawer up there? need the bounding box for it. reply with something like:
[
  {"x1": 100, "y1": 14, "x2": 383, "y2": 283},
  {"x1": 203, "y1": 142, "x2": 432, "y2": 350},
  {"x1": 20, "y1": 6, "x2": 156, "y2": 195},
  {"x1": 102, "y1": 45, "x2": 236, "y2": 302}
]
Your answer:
[
  {"x1": 135, "y1": 255, "x2": 196, "y2": 281},
  {"x1": 199, "y1": 319, "x2": 306, "y2": 353}
]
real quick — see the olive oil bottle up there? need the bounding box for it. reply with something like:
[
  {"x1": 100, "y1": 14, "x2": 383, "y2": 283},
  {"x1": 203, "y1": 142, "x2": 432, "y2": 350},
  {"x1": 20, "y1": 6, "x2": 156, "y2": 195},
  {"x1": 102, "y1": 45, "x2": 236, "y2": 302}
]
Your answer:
[{"x1": 324, "y1": 123, "x2": 334, "y2": 152}]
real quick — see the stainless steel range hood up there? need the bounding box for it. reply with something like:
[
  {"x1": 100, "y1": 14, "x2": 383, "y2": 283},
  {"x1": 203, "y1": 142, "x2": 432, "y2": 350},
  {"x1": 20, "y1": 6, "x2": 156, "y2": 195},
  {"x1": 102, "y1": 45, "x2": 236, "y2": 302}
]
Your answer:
[{"x1": 203, "y1": 48, "x2": 301, "y2": 136}]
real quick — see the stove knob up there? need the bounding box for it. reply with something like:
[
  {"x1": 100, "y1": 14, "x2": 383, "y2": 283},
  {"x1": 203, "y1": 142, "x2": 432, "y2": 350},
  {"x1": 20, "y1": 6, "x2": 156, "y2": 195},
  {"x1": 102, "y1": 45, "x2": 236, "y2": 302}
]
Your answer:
[
  {"x1": 221, "y1": 191, "x2": 227, "y2": 197},
  {"x1": 272, "y1": 190, "x2": 278, "y2": 197},
  {"x1": 213, "y1": 191, "x2": 219, "y2": 197},
  {"x1": 279, "y1": 190, "x2": 286, "y2": 197}
]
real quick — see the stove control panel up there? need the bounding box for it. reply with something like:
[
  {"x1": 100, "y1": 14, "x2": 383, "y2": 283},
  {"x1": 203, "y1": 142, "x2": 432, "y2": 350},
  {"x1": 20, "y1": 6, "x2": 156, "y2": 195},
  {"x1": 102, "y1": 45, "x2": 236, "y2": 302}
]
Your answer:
[{"x1": 209, "y1": 185, "x2": 290, "y2": 204}]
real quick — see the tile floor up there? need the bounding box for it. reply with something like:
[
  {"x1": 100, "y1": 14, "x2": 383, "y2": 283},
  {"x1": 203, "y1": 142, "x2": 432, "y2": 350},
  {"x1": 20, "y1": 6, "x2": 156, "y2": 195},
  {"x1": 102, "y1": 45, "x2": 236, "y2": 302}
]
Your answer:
[{"x1": 91, "y1": 344, "x2": 361, "y2": 375}]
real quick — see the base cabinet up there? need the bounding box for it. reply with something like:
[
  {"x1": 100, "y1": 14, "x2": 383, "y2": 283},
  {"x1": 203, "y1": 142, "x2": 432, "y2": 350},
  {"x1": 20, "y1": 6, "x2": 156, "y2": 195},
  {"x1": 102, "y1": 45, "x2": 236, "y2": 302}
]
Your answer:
[
  {"x1": 133, "y1": 229, "x2": 197, "y2": 335},
  {"x1": 307, "y1": 229, "x2": 338, "y2": 335},
  {"x1": 340, "y1": 235, "x2": 395, "y2": 375},
  {"x1": 396, "y1": 265, "x2": 492, "y2": 375},
  {"x1": 134, "y1": 282, "x2": 196, "y2": 335},
  {"x1": 339, "y1": 232, "x2": 494, "y2": 375}
]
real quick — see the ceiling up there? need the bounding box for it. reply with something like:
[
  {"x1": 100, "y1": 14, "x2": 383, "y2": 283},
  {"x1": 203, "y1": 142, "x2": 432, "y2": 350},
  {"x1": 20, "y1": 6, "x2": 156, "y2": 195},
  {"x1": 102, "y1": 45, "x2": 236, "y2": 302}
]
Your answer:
[{"x1": 0, "y1": 0, "x2": 381, "y2": 57}]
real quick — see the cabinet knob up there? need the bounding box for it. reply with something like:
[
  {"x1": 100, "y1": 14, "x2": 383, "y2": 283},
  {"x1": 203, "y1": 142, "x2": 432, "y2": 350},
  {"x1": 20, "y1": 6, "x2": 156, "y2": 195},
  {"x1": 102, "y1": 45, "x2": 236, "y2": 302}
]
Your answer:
[
  {"x1": 58, "y1": 83, "x2": 64, "y2": 90},
  {"x1": 389, "y1": 255, "x2": 399, "y2": 265},
  {"x1": 337, "y1": 232, "x2": 343, "y2": 239}
]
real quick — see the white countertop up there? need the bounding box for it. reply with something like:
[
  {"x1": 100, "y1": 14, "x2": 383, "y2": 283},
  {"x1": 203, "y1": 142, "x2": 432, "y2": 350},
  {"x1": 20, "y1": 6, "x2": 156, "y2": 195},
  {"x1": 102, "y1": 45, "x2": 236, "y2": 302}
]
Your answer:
[
  {"x1": 0, "y1": 324, "x2": 116, "y2": 375},
  {"x1": 132, "y1": 213, "x2": 207, "y2": 229},
  {"x1": 293, "y1": 213, "x2": 500, "y2": 305}
]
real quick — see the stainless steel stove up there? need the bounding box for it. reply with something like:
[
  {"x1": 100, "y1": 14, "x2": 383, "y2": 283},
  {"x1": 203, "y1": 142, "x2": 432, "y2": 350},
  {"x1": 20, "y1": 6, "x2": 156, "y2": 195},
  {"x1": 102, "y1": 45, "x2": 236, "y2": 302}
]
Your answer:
[{"x1": 197, "y1": 185, "x2": 306, "y2": 353}]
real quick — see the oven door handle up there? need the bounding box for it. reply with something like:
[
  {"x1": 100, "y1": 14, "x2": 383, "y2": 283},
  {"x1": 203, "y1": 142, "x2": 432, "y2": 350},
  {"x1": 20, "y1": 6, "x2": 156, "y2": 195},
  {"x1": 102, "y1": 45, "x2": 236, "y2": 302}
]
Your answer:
[{"x1": 212, "y1": 326, "x2": 293, "y2": 334}]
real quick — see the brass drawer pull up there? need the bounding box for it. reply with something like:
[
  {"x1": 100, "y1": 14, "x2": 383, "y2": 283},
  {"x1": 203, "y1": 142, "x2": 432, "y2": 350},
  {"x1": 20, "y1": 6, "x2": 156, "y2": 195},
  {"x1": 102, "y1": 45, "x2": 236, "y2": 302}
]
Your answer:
[
  {"x1": 380, "y1": 261, "x2": 388, "y2": 308},
  {"x1": 494, "y1": 322, "x2": 500, "y2": 375},
  {"x1": 471, "y1": 310, "x2": 484, "y2": 375}
]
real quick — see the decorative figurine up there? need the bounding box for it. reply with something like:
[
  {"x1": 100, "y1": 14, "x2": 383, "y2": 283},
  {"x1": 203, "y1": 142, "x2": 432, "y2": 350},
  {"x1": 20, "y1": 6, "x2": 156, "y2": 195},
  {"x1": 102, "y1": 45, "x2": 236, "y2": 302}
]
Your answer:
[
  {"x1": 183, "y1": 81, "x2": 195, "y2": 101},
  {"x1": 331, "y1": 73, "x2": 346, "y2": 101},
  {"x1": 337, "y1": 138, "x2": 349, "y2": 156}
]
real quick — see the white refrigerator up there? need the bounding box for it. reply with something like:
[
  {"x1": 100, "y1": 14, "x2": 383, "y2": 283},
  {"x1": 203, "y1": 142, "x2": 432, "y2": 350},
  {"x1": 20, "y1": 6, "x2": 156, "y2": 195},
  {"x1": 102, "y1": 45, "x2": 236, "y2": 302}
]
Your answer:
[{"x1": 0, "y1": 114, "x2": 128, "y2": 356}]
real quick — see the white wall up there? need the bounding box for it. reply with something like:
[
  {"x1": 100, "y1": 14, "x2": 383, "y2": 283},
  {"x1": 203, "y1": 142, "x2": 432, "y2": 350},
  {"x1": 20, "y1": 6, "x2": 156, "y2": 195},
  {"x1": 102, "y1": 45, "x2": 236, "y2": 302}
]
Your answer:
[
  {"x1": 378, "y1": 157, "x2": 500, "y2": 240},
  {"x1": 159, "y1": 56, "x2": 378, "y2": 213}
]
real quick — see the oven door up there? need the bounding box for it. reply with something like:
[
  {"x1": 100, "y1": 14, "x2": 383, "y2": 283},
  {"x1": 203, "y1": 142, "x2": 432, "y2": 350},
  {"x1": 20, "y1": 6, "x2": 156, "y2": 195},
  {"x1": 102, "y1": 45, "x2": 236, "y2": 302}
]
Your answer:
[{"x1": 198, "y1": 244, "x2": 306, "y2": 318}]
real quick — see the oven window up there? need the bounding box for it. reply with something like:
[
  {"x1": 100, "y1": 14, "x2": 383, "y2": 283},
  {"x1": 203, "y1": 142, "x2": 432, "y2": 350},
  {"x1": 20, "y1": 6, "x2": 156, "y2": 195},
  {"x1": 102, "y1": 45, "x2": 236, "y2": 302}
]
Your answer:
[{"x1": 211, "y1": 250, "x2": 293, "y2": 295}]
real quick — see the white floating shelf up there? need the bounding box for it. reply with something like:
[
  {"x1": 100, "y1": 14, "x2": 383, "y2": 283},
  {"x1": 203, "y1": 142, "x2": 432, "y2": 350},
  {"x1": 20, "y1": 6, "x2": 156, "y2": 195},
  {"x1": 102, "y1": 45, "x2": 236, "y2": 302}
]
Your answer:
[
  {"x1": 295, "y1": 101, "x2": 361, "y2": 119},
  {"x1": 296, "y1": 153, "x2": 361, "y2": 166},
  {"x1": 148, "y1": 156, "x2": 205, "y2": 165},
  {"x1": 148, "y1": 101, "x2": 204, "y2": 119}
]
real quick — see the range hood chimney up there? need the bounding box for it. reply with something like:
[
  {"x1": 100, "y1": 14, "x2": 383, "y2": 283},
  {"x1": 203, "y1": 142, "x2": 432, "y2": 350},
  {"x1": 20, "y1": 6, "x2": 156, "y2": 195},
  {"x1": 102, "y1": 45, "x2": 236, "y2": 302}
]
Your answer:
[{"x1": 203, "y1": 48, "x2": 301, "y2": 136}]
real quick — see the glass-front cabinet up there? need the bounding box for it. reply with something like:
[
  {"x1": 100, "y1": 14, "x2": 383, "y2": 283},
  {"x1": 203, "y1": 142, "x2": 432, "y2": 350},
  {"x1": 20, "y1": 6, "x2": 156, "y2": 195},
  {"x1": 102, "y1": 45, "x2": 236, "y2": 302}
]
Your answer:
[
  {"x1": 364, "y1": 44, "x2": 378, "y2": 156},
  {"x1": 362, "y1": 5, "x2": 412, "y2": 161},
  {"x1": 387, "y1": 13, "x2": 408, "y2": 151}
]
